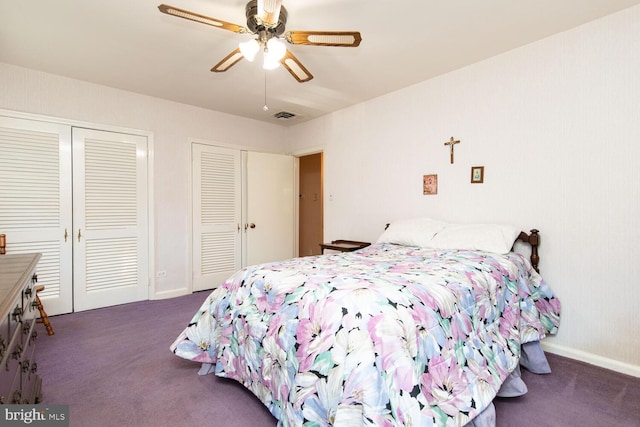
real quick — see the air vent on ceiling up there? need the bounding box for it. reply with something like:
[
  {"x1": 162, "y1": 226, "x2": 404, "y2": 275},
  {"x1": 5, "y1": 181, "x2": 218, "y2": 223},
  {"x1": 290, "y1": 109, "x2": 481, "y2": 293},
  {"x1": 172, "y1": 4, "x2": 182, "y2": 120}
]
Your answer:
[{"x1": 273, "y1": 111, "x2": 296, "y2": 119}]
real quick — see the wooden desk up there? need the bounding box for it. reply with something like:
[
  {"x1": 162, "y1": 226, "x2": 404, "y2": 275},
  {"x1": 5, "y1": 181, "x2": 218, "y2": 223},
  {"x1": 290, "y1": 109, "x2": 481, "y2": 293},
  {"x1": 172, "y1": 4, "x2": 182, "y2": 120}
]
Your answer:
[{"x1": 320, "y1": 240, "x2": 370, "y2": 254}]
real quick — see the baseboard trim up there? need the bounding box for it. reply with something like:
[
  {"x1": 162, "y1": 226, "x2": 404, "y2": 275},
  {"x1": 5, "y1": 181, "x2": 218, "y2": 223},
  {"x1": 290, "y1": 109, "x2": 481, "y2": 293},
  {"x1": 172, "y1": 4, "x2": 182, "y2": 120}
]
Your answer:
[
  {"x1": 542, "y1": 342, "x2": 640, "y2": 378},
  {"x1": 151, "y1": 288, "x2": 190, "y2": 300}
]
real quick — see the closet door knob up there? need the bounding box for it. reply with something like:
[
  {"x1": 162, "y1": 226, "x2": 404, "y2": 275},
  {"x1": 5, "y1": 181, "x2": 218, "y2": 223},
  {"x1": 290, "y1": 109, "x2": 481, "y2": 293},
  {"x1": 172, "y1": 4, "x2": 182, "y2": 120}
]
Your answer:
[{"x1": 77, "y1": 229, "x2": 82, "y2": 242}]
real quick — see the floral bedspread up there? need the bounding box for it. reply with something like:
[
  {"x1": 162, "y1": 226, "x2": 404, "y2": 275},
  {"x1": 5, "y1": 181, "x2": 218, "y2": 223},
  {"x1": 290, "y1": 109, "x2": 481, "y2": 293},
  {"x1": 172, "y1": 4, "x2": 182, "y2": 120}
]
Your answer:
[{"x1": 171, "y1": 243, "x2": 560, "y2": 427}]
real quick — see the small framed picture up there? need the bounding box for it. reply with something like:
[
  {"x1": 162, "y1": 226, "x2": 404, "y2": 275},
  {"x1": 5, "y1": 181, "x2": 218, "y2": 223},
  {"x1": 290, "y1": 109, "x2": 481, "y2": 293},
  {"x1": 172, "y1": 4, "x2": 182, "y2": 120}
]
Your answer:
[
  {"x1": 471, "y1": 166, "x2": 484, "y2": 183},
  {"x1": 423, "y1": 174, "x2": 438, "y2": 195}
]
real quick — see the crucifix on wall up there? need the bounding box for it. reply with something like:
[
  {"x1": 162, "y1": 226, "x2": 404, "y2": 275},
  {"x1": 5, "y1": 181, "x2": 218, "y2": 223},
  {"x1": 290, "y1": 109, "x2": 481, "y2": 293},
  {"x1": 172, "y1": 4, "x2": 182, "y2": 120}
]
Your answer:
[{"x1": 444, "y1": 137, "x2": 460, "y2": 164}]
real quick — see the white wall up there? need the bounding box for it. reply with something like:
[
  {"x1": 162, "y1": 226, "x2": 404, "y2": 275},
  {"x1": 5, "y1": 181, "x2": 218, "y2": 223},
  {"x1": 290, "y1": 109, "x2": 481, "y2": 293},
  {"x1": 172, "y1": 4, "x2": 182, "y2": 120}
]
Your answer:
[
  {"x1": 0, "y1": 62, "x2": 287, "y2": 298},
  {"x1": 287, "y1": 6, "x2": 640, "y2": 375}
]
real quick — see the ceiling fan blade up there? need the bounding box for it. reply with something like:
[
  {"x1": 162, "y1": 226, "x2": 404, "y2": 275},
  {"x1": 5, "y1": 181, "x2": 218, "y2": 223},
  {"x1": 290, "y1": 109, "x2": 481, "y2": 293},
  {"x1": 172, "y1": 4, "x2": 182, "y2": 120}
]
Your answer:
[
  {"x1": 158, "y1": 4, "x2": 248, "y2": 34},
  {"x1": 280, "y1": 50, "x2": 313, "y2": 83},
  {"x1": 211, "y1": 48, "x2": 244, "y2": 72},
  {"x1": 284, "y1": 31, "x2": 362, "y2": 47}
]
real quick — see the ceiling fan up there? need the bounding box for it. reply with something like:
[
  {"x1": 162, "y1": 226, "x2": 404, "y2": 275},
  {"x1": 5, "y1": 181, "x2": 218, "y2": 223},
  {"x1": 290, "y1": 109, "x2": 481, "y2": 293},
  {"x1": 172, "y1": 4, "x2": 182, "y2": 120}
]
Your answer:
[{"x1": 158, "y1": 1, "x2": 362, "y2": 83}]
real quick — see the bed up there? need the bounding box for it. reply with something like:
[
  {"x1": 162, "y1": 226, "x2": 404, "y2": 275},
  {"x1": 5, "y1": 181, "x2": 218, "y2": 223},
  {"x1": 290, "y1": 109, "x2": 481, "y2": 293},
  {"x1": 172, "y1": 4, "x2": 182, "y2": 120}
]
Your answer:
[{"x1": 171, "y1": 218, "x2": 561, "y2": 427}]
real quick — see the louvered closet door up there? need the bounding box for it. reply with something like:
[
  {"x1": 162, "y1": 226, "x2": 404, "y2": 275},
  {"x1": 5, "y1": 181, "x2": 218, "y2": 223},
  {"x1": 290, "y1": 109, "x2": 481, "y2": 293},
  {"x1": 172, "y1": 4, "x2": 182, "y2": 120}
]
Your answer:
[
  {"x1": 0, "y1": 116, "x2": 73, "y2": 315},
  {"x1": 192, "y1": 143, "x2": 241, "y2": 291},
  {"x1": 72, "y1": 128, "x2": 149, "y2": 311}
]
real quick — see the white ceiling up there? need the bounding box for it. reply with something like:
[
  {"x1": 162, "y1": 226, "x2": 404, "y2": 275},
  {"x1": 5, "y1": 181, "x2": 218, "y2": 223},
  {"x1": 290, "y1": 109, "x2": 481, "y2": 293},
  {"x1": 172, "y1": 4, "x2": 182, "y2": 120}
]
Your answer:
[{"x1": 2, "y1": 0, "x2": 639, "y2": 126}]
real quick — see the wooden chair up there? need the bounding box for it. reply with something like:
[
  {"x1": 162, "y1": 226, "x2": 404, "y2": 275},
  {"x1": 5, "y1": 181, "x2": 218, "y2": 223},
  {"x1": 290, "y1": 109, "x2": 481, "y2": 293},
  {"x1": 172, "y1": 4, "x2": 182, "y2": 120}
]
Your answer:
[{"x1": 35, "y1": 285, "x2": 54, "y2": 335}]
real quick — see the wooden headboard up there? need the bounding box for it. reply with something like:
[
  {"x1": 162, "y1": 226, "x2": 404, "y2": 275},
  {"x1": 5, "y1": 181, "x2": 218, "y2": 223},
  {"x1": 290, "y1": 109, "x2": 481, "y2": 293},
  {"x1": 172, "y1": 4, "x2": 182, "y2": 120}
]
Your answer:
[{"x1": 516, "y1": 229, "x2": 540, "y2": 272}]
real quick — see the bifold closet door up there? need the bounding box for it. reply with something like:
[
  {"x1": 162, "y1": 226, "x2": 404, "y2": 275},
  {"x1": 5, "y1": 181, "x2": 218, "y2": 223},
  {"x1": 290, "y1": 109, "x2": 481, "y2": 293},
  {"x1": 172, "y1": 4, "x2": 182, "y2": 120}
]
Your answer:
[
  {"x1": 0, "y1": 116, "x2": 73, "y2": 315},
  {"x1": 72, "y1": 128, "x2": 149, "y2": 311},
  {"x1": 191, "y1": 145, "x2": 294, "y2": 292},
  {"x1": 192, "y1": 144, "x2": 242, "y2": 291}
]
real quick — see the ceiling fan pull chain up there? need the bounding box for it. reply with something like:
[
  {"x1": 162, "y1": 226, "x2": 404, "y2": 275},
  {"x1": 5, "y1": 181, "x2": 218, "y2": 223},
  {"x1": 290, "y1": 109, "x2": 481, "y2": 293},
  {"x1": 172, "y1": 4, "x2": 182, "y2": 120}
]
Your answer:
[{"x1": 263, "y1": 71, "x2": 269, "y2": 111}]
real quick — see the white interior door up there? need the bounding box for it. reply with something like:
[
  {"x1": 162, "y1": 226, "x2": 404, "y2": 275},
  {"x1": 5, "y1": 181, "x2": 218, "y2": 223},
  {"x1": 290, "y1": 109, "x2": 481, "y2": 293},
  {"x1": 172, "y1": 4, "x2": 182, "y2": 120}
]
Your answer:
[
  {"x1": 0, "y1": 116, "x2": 73, "y2": 315},
  {"x1": 192, "y1": 144, "x2": 242, "y2": 291},
  {"x1": 72, "y1": 128, "x2": 149, "y2": 311},
  {"x1": 244, "y1": 151, "x2": 294, "y2": 266}
]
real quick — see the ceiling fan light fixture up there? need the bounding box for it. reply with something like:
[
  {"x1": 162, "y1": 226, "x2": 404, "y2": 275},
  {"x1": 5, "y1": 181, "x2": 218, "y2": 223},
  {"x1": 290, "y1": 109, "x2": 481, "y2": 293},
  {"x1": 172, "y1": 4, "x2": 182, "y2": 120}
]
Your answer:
[
  {"x1": 263, "y1": 52, "x2": 281, "y2": 70},
  {"x1": 239, "y1": 39, "x2": 260, "y2": 61},
  {"x1": 266, "y1": 38, "x2": 286, "y2": 61},
  {"x1": 257, "y1": 0, "x2": 282, "y2": 27}
]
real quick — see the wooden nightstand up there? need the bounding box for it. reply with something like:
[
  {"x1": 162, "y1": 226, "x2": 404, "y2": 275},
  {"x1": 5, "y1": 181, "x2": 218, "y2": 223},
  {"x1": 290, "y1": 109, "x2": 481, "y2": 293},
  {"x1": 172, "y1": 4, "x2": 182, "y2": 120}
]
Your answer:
[{"x1": 320, "y1": 240, "x2": 370, "y2": 254}]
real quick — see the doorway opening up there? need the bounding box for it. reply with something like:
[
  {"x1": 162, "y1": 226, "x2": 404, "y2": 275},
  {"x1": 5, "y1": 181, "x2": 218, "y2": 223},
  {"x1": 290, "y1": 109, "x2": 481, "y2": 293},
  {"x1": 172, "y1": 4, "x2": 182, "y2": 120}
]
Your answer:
[{"x1": 298, "y1": 152, "x2": 323, "y2": 256}]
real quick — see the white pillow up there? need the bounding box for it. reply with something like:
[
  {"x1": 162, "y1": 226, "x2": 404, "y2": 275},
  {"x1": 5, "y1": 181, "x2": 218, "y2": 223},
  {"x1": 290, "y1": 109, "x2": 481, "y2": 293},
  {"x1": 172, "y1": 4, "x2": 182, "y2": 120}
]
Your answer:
[
  {"x1": 376, "y1": 217, "x2": 447, "y2": 247},
  {"x1": 430, "y1": 223, "x2": 520, "y2": 254}
]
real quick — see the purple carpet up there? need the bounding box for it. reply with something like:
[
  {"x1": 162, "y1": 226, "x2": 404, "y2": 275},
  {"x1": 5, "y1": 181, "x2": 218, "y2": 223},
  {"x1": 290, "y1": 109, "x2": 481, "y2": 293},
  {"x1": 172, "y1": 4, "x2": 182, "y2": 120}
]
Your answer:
[{"x1": 36, "y1": 292, "x2": 640, "y2": 427}]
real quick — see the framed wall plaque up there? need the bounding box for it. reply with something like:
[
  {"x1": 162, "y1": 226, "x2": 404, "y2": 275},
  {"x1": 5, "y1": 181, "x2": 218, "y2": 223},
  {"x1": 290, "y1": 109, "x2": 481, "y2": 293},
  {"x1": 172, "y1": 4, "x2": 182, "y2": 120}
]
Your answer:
[
  {"x1": 423, "y1": 174, "x2": 438, "y2": 195},
  {"x1": 471, "y1": 166, "x2": 484, "y2": 183}
]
